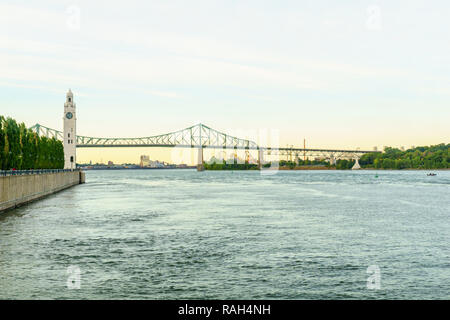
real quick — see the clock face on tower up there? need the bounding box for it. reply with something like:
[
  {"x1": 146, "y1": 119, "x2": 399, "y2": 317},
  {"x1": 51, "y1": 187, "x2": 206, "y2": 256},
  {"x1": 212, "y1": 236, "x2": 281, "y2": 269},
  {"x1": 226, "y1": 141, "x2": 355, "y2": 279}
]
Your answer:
[{"x1": 66, "y1": 112, "x2": 73, "y2": 119}]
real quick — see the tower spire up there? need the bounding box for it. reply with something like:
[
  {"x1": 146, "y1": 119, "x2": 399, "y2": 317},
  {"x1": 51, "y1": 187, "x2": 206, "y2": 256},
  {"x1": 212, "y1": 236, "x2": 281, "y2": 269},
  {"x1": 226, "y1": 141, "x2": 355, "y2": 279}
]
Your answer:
[{"x1": 63, "y1": 89, "x2": 77, "y2": 169}]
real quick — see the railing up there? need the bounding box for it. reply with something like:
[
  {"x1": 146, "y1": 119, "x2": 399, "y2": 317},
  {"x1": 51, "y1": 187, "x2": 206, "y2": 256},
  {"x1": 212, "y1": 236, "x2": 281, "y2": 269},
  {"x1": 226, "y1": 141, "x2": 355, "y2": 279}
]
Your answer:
[{"x1": 0, "y1": 169, "x2": 80, "y2": 177}]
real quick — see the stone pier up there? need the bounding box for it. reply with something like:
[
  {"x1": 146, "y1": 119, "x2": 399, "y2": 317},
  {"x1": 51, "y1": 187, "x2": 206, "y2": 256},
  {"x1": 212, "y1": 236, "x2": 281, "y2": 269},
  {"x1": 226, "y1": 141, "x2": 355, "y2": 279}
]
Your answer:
[
  {"x1": 258, "y1": 148, "x2": 264, "y2": 169},
  {"x1": 197, "y1": 147, "x2": 204, "y2": 171}
]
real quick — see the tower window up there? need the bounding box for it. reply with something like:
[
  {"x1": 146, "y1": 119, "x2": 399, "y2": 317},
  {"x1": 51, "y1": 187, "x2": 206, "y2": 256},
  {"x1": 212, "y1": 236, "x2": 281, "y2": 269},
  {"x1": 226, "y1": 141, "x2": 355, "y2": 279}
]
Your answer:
[
  {"x1": 68, "y1": 98, "x2": 71, "y2": 102},
  {"x1": 68, "y1": 133, "x2": 70, "y2": 138},
  {"x1": 70, "y1": 156, "x2": 74, "y2": 163}
]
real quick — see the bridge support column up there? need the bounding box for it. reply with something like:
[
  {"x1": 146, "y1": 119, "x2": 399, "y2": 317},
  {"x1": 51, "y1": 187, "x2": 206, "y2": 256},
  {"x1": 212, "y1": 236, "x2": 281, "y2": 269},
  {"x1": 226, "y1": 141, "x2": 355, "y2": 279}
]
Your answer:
[
  {"x1": 352, "y1": 157, "x2": 361, "y2": 170},
  {"x1": 329, "y1": 155, "x2": 336, "y2": 166},
  {"x1": 258, "y1": 148, "x2": 264, "y2": 169},
  {"x1": 197, "y1": 147, "x2": 204, "y2": 171}
]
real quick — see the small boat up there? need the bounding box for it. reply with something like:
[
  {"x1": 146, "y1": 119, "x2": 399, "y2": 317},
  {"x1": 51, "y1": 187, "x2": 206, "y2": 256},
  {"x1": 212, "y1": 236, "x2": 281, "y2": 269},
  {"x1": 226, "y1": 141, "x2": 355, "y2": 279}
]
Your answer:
[{"x1": 427, "y1": 173, "x2": 437, "y2": 176}]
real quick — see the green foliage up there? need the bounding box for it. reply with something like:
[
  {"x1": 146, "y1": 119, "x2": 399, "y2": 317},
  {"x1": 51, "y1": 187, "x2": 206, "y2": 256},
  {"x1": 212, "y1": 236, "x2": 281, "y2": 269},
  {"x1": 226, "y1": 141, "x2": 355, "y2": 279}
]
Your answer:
[
  {"x1": 296, "y1": 158, "x2": 329, "y2": 166},
  {"x1": 0, "y1": 115, "x2": 64, "y2": 170},
  {"x1": 261, "y1": 158, "x2": 331, "y2": 169},
  {"x1": 204, "y1": 161, "x2": 258, "y2": 170},
  {"x1": 359, "y1": 144, "x2": 449, "y2": 170},
  {"x1": 335, "y1": 159, "x2": 355, "y2": 170},
  {"x1": 279, "y1": 160, "x2": 297, "y2": 168}
]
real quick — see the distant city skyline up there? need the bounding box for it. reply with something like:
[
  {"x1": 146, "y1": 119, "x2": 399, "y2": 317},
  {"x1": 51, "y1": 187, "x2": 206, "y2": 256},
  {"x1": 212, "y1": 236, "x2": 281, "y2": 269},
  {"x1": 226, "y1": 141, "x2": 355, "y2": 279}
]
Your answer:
[{"x1": 1, "y1": 1, "x2": 449, "y2": 164}]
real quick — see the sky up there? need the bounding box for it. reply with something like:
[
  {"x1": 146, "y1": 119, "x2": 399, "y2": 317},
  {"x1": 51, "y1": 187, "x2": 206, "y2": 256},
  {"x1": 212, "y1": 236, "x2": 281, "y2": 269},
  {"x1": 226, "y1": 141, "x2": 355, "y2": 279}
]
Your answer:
[{"x1": 1, "y1": 0, "x2": 449, "y2": 164}]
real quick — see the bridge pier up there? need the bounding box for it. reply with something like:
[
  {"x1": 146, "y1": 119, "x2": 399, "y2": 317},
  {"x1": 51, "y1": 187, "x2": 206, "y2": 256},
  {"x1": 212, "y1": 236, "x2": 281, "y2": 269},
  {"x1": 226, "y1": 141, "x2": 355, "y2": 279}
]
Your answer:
[
  {"x1": 329, "y1": 155, "x2": 336, "y2": 166},
  {"x1": 352, "y1": 157, "x2": 361, "y2": 170},
  {"x1": 197, "y1": 147, "x2": 204, "y2": 171},
  {"x1": 258, "y1": 148, "x2": 264, "y2": 169}
]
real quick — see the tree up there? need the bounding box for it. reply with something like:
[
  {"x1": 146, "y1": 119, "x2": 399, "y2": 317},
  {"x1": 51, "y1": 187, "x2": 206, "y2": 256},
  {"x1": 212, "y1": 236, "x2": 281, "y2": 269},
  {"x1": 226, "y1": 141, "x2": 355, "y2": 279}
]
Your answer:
[
  {"x1": 355, "y1": 144, "x2": 449, "y2": 170},
  {"x1": 0, "y1": 115, "x2": 65, "y2": 170}
]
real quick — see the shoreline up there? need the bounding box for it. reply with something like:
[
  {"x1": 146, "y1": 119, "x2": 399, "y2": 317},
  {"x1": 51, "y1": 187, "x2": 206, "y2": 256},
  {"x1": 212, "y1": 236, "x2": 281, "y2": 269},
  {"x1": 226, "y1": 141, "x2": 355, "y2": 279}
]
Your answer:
[
  {"x1": 276, "y1": 166, "x2": 335, "y2": 170},
  {"x1": 76, "y1": 166, "x2": 449, "y2": 171},
  {"x1": 275, "y1": 167, "x2": 449, "y2": 171},
  {"x1": 80, "y1": 166, "x2": 197, "y2": 170}
]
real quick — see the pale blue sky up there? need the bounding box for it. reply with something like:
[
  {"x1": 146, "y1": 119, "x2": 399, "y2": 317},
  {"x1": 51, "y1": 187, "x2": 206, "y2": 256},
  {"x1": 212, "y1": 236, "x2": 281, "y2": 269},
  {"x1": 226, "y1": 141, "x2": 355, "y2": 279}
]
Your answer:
[{"x1": 1, "y1": 0, "x2": 449, "y2": 161}]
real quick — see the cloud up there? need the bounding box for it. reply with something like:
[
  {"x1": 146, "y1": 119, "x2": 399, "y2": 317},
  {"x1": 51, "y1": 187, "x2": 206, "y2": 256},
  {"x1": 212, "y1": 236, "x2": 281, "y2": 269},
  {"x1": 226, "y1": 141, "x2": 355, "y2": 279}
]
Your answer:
[{"x1": 0, "y1": 2, "x2": 426, "y2": 98}]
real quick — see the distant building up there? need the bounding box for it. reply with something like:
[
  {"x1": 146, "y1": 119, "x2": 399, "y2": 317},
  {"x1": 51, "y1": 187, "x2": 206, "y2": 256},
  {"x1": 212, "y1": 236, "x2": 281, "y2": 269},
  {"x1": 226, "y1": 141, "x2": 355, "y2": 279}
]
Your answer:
[
  {"x1": 140, "y1": 155, "x2": 150, "y2": 167},
  {"x1": 149, "y1": 160, "x2": 164, "y2": 168},
  {"x1": 107, "y1": 161, "x2": 114, "y2": 166},
  {"x1": 140, "y1": 155, "x2": 165, "y2": 168}
]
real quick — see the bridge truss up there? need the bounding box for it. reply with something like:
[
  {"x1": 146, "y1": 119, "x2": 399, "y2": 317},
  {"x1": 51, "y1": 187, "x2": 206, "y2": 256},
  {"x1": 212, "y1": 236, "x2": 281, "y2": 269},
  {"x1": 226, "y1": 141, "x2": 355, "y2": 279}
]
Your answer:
[
  {"x1": 30, "y1": 123, "x2": 259, "y2": 150},
  {"x1": 266, "y1": 148, "x2": 368, "y2": 161},
  {"x1": 29, "y1": 123, "x2": 379, "y2": 160}
]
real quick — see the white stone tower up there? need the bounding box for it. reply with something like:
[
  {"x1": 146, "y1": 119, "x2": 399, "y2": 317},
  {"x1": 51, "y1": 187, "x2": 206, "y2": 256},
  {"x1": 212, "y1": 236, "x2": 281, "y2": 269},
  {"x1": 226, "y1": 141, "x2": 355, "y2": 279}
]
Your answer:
[{"x1": 63, "y1": 89, "x2": 77, "y2": 169}]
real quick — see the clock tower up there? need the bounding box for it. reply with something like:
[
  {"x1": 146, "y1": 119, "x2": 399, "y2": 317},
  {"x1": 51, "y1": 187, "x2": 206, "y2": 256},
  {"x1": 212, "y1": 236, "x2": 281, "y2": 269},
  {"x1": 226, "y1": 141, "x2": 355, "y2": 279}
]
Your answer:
[{"x1": 63, "y1": 89, "x2": 77, "y2": 169}]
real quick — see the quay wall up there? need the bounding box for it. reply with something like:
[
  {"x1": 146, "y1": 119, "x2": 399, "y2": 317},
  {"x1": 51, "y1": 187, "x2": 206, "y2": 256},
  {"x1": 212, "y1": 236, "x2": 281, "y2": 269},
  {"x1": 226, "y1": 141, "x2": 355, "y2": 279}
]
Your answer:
[{"x1": 0, "y1": 171, "x2": 85, "y2": 213}]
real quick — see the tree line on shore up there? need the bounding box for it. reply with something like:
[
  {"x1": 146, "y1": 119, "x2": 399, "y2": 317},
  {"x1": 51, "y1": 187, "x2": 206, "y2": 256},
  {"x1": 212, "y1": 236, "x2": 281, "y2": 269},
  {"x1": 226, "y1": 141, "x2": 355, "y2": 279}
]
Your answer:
[
  {"x1": 359, "y1": 144, "x2": 449, "y2": 169},
  {"x1": 273, "y1": 144, "x2": 449, "y2": 170},
  {"x1": 266, "y1": 159, "x2": 357, "y2": 169},
  {"x1": 204, "y1": 162, "x2": 259, "y2": 170},
  {"x1": 0, "y1": 115, "x2": 64, "y2": 170},
  {"x1": 205, "y1": 143, "x2": 449, "y2": 170}
]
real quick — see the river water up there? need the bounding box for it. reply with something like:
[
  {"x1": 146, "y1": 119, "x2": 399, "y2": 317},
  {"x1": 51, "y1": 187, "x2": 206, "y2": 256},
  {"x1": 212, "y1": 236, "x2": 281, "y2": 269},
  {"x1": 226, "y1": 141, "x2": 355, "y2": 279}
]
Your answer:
[{"x1": 0, "y1": 169, "x2": 449, "y2": 299}]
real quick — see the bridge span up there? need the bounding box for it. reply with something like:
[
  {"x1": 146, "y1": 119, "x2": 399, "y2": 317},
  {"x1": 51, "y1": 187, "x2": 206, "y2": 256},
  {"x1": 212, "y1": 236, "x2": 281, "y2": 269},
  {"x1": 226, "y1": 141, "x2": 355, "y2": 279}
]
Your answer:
[{"x1": 30, "y1": 123, "x2": 379, "y2": 170}]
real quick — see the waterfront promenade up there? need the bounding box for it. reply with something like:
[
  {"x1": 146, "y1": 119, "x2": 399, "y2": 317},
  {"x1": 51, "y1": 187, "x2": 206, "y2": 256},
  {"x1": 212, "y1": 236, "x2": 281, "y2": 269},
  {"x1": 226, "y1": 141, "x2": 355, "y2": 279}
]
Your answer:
[{"x1": 0, "y1": 169, "x2": 85, "y2": 213}]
